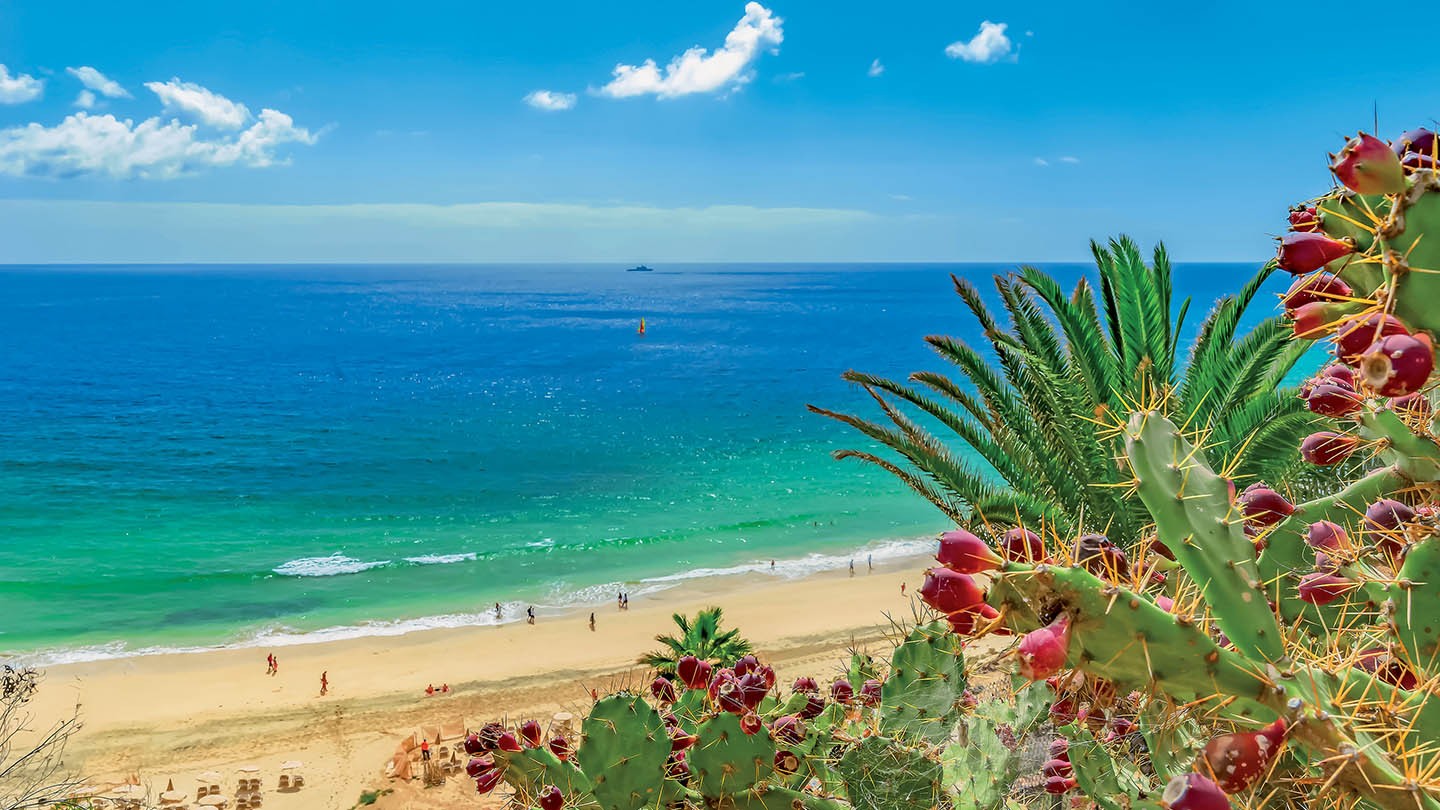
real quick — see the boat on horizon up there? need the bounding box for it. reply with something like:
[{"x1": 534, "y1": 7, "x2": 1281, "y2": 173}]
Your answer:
[{"x1": 626, "y1": 265, "x2": 655, "y2": 272}]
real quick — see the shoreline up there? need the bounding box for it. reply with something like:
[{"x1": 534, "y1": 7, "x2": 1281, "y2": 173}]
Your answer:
[
  {"x1": 9, "y1": 536, "x2": 938, "y2": 669},
  {"x1": 28, "y1": 551, "x2": 950, "y2": 810}
]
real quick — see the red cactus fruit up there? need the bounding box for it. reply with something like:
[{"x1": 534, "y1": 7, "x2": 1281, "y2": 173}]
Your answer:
[
  {"x1": 1001, "y1": 526, "x2": 1045, "y2": 562},
  {"x1": 792, "y1": 676, "x2": 818, "y2": 693},
  {"x1": 798, "y1": 693, "x2": 825, "y2": 720},
  {"x1": 1300, "y1": 431, "x2": 1360, "y2": 466},
  {"x1": 1156, "y1": 594, "x2": 1175, "y2": 612},
  {"x1": 1049, "y1": 737, "x2": 1069, "y2": 761},
  {"x1": 739, "y1": 712, "x2": 763, "y2": 735},
  {"x1": 1283, "y1": 272, "x2": 1352, "y2": 312},
  {"x1": 1334, "y1": 314, "x2": 1409, "y2": 363},
  {"x1": 859, "y1": 678, "x2": 882, "y2": 707},
  {"x1": 1042, "y1": 758, "x2": 1073, "y2": 779},
  {"x1": 960, "y1": 688, "x2": 979, "y2": 710},
  {"x1": 1043, "y1": 775, "x2": 1077, "y2": 794},
  {"x1": 1305, "y1": 520, "x2": 1347, "y2": 551},
  {"x1": 548, "y1": 735, "x2": 571, "y2": 760},
  {"x1": 496, "y1": 732, "x2": 522, "y2": 752},
  {"x1": 1049, "y1": 697, "x2": 1077, "y2": 726},
  {"x1": 1289, "y1": 301, "x2": 1343, "y2": 339},
  {"x1": 650, "y1": 676, "x2": 677, "y2": 704},
  {"x1": 1201, "y1": 718, "x2": 1287, "y2": 794},
  {"x1": 1238, "y1": 484, "x2": 1295, "y2": 526},
  {"x1": 918, "y1": 568, "x2": 986, "y2": 616},
  {"x1": 1313, "y1": 551, "x2": 1338, "y2": 572},
  {"x1": 1162, "y1": 772, "x2": 1232, "y2": 809},
  {"x1": 677, "y1": 656, "x2": 712, "y2": 690},
  {"x1": 830, "y1": 678, "x2": 855, "y2": 704},
  {"x1": 666, "y1": 752, "x2": 690, "y2": 780},
  {"x1": 475, "y1": 769, "x2": 504, "y2": 794},
  {"x1": 477, "y1": 722, "x2": 506, "y2": 751},
  {"x1": 1107, "y1": 716, "x2": 1136, "y2": 740},
  {"x1": 1355, "y1": 647, "x2": 1420, "y2": 690},
  {"x1": 1297, "y1": 572, "x2": 1357, "y2": 605},
  {"x1": 1017, "y1": 615, "x2": 1071, "y2": 681},
  {"x1": 737, "y1": 672, "x2": 770, "y2": 710},
  {"x1": 1392, "y1": 392, "x2": 1432, "y2": 419},
  {"x1": 1287, "y1": 206, "x2": 1319, "y2": 232},
  {"x1": 519, "y1": 719, "x2": 544, "y2": 748},
  {"x1": 937, "y1": 528, "x2": 1003, "y2": 573},
  {"x1": 756, "y1": 664, "x2": 776, "y2": 688},
  {"x1": 1303, "y1": 382, "x2": 1362, "y2": 417},
  {"x1": 1076, "y1": 533, "x2": 1127, "y2": 577},
  {"x1": 733, "y1": 654, "x2": 759, "y2": 677},
  {"x1": 1359, "y1": 332, "x2": 1434, "y2": 397},
  {"x1": 465, "y1": 755, "x2": 496, "y2": 779},
  {"x1": 773, "y1": 750, "x2": 800, "y2": 775},
  {"x1": 1392, "y1": 128, "x2": 1437, "y2": 157},
  {"x1": 947, "y1": 603, "x2": 1000, "y2": 636},
  {"x1": 1321, "y1": 363, "x2": 1357, "y2": 387},
  {"x1": 463, "y1": 732, "x2": 486, "y2": 756},
  {"x1": 1364, "y1": 498, "x2": 1415, "y2": 532},
  {"x1": 1332, "y1": 133, "x2": 1407, "y2": 194},
  {"x1": 1276, "y1": 232, "x2": 1354, "y2": 274},
  {"x1": 709, "y1": 670, "x2": 746, "y2": 714},
  {"x1": 538, "y1": 786, "x2": 564, "y2": 810},
  {"x1": 771, "y1": 715, "x2": 806, "y2": 745},
  {"x1": 668, "y1": 725, "x2": 697, "y2": 752}
]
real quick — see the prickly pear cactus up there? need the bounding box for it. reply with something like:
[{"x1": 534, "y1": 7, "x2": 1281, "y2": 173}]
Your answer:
[
  {"x1": 879, "y1": 620, "x2": 966, "y2": 744},
  {"x1": 907, "y1": 129, "x2": 1440, "y2": 809},
  {"x1": 835, "y1": 736, "x2": 943, "y2": 810}
]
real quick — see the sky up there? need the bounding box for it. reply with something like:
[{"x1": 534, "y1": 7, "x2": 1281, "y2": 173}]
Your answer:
[{"x1": 1, "y1": 1, "x2": 1438, "y2": 264}]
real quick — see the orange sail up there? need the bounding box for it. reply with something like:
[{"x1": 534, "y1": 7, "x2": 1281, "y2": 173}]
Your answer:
[{"x1": 637, "y1": 317, "x2": 646, "y2": 335}]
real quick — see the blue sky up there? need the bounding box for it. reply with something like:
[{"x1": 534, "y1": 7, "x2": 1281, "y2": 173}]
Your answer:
[{"x1": 1, "y1": 1, "x2": 1437, "y2": 263}]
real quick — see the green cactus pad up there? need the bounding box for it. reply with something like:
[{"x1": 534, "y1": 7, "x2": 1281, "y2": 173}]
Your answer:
[
  {"x1": 575, "y1": 694, "x2": 671, "y2": 810},
  {"x1": 1388, "y1": 535, "x2": 1440, "y2": 678},
  {"x1": 943, "y1": 714, "x2": 1016, "y2": 810},
  {"x1": 880, "y1": 620, "x2": 966, "y2": 744},
  {"x1": 1067, "y1": 730, "x2": 1155, "y2": 810},
  {"x1": 835, "y1": 736, "x2": 943, "y2": 810},
  {"x1": 1124, "y1": 410, "x2": 1284, "y2": 661},
  {"x1": 495, "y1": 746, "x2": 594, "y2": 803},
  {"x1": 690, "y1": 711, "x2": 777, "y2": 798}
]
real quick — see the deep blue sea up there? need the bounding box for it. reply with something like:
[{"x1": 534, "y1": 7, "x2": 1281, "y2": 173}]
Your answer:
[{"x1": 0, "y1": 263, "x2": 1272, "y2": 664}]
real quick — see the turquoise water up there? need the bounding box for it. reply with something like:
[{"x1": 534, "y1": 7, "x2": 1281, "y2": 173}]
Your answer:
[{"x1": 0, "y1": 263, "x2": 1266, "y2": 663}]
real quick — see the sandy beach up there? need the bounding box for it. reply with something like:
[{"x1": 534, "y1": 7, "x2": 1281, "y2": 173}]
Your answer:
[{"x1": 29, "y1": 555, "x2": 990, "y2": 810}]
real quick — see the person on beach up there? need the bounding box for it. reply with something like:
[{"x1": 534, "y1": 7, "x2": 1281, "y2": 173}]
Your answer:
[
  {"x1": 494, "y1": 602, "x2": 502, "y2": 620},
  {"x1": 617, "y1": 591, "x2": 623, "y2": 609},
  {"x1": 900, "y1": 582, "x2": 906, "y2": 595},
  {"x1": 868, "y1": 554, "x2": 873, "y2": 571},
  {"x1": 320, "y1": 671, "x2": 328, "y2": 696},
  {"x1": 441, "y1": 683, "x2": 449, "y2": 694},
  {"x1": 527, "y1": 606, "x2": 535, "y2": 625},
  {"x1": 589, "y1": 612, "x2": 596, "y2": 631},
  {"x1": 266, "y1": 654, "x2": 274, "y2": 675},
  {"x1": 426, "y1": 684, "x2": 435, "y2": 697},
  {"x1": 622, "y1": 593, "x2": 629, "y2": 609},
  {"x1": 770, "y1": 560, "x2": 775, "y2": 569},
  {"x1": 421, "y1": 739, "x2": 431, "y2": 761},
  {"x1": 272, "y1": 656, "x2": 279, "y2": 676},
  {"x1": 849, "y1": 559, "x2": 855, "y2": 577}
]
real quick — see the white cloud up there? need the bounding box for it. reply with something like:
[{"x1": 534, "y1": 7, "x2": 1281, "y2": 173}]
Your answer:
[
  {"x1": 0, "y1": 108, "x2": 317, "y2": 180},
  {"x1": 868, "y1": 59, "x2": 884, "y2": 77},
  {"x1": 66, "y1": 66, "x2": 131, "y2": 99},
  {"x1": 945, "y1": 21, "x2": 1014, "y2": 64},
  {"x1": 774, "y1": 71, "x2": 805, "y2": 82},
  {"x1": 145, "y1": 78, "x2": 251, "y2": 129},
  {"x1": 1060, "y1": 156, "x2": 1079, "y2": 164},
  {"x1": 0, "y1": 64, "x2": 44, "y2": 104},
  {"x1": 1033, "y1": 157, "x2": 1049, "y2": 167},
  {"x1": 75, "y1": 90, "x2": 97, "y2": 109},
  {"x1": 599, "y1": 2, "x2": 783, "y2": 99},
  {"x1": 889, "y1": 193, "x2": 911, "y2": 201},
  {"x1": 524, "y1": 90, "x2": 577, "y2": 111}
]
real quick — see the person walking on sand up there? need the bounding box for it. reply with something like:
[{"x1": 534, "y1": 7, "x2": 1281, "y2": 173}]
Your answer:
[
  {"x1": 527, "y1": 606, "x2": 535, "y2": 625},
  {"x1": 266, "y1": 653, "x2": 274, "y2": 675},
  {"x1": 868, "y1": 554, "x2": 873, "y2": 571},
  {"x1": 272, "y1": 655, "x2": 279, "y2": 676},
  {"x1": 421, "y1": 739, "x2": 431, "y2": 761},
  {"x1": 849, "y1": 559, "x2": 855, "y2": 577},
  {"x1": 494, "y1": 602, "x2": 502, "y2": 620},
  {"x1": 589, "y1": 612, "x2": 596, "y2": 632},
  {"x1": 900, "y1": 582, "x2": 906, "y2": 595},
  {"x1": 320, "y1": 671, "x2": 329, "y2": 696}
]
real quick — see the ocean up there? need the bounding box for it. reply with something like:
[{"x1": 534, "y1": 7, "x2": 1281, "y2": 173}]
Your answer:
[{"x1": 0, "y1": 262, "x2": 1269, "y2": 665}]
